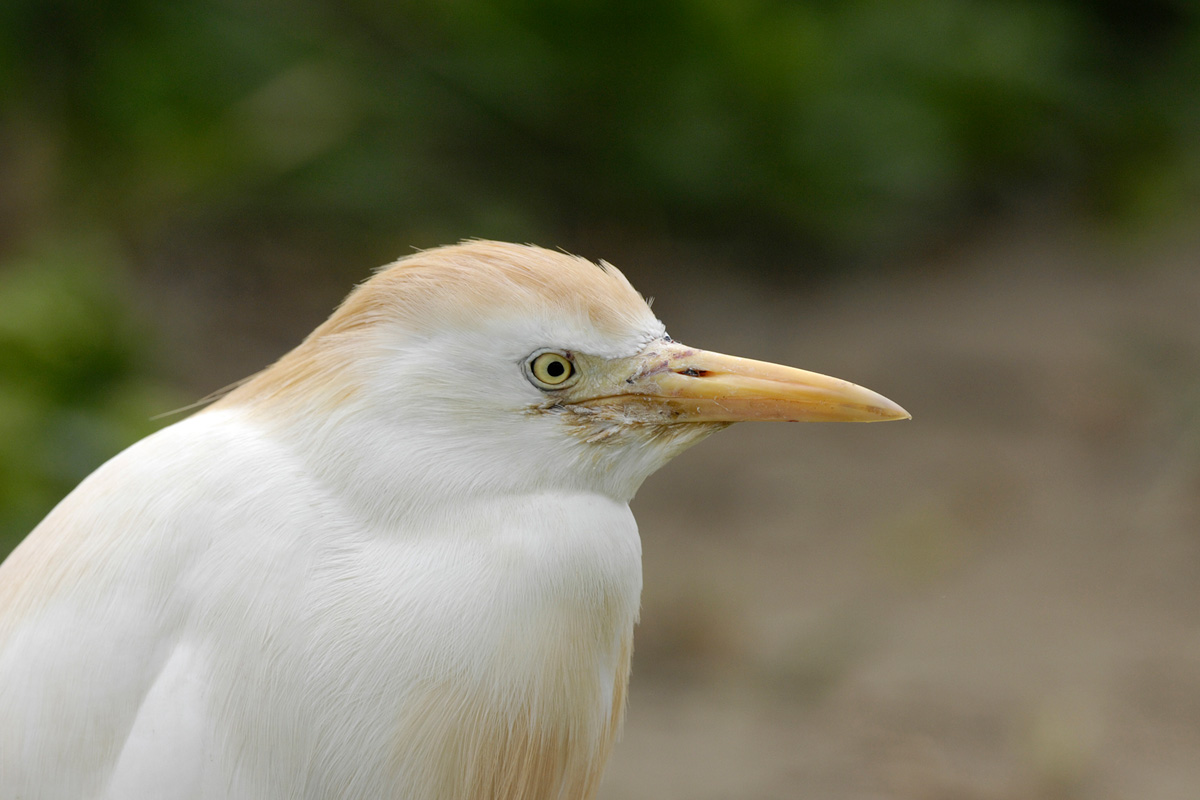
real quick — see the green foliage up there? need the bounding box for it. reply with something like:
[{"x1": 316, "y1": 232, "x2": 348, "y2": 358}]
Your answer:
[
  {"x1": 1, "y1": 0, "x2": 1197, "y2": 258},
  {"x1": 0, "y1": 242, "x2": 176, "y2": 556}
]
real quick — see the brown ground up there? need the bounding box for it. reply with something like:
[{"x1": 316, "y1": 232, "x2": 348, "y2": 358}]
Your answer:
[
  {"x1": 148, "y1": 217, "x2": 1200, "y2": 799},
  {"x1": 603, "y1": 220, "x2": 1200, "y2": 800}
]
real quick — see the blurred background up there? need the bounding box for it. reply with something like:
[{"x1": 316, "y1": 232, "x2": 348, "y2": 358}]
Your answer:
[{"x1": 2, "y1": 0, "x2": 1199, "y2": 797}]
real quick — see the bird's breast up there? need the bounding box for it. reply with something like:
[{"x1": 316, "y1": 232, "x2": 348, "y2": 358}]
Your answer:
[{"x1": 295, "y1": 490, "x2": 643, "y2": 799}]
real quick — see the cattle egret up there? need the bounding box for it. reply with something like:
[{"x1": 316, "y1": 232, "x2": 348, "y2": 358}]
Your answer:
[{"x1": 0, "y1": 241, "x2": 907, "y2": 799}]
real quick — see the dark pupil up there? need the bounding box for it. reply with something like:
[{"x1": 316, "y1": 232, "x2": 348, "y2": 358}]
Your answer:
[{"x1": 546, "y1": 360, "x2": 566, "y2": 378}]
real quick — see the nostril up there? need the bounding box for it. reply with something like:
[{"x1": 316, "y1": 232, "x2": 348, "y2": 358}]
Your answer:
[{"x1": 677, "y1": 367, "x2": 709, "y2": 377}]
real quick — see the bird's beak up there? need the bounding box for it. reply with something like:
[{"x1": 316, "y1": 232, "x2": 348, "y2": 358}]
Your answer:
[{"x1": 581, "y1": 341, "x2": 909, "y2": 423}]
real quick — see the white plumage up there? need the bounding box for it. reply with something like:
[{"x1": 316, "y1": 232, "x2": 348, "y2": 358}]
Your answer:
[{"x1": 0, "y1": 242, "x2": 907, "y2": 799}]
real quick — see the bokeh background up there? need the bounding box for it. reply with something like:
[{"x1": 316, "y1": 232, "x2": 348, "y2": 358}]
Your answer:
[{"x1": 2, "y1": 1, "x2": 1199, "y2": 797}]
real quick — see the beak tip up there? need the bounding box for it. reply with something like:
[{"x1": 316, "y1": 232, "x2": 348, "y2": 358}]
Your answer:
[{"x1": 867, "y1": 395, "x2": 911, "y2": 422}]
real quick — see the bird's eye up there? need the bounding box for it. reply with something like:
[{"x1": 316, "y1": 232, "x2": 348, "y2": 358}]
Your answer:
[{"x1": 527, "y1": 351, "x2": 576, "y2": 388}]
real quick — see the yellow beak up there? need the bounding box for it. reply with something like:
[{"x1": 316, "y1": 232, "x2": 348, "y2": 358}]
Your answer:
[{"x1": 582, "y1": 341, "x2": 909, "y2": 423}]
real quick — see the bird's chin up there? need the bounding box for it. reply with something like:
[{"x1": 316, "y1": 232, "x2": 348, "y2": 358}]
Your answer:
[
  {"x1": 639, "y1": 420, "x2": 733, "y2": 463},
  {"x1": 525, "y1": 401, "x2": 732, "y2": 495},
  {"x1": 556, "y1": 415, "x2": 730, "y2": 497}
]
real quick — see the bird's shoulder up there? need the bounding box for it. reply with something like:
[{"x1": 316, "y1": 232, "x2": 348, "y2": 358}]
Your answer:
[{"x1": 0, "y1": 410, "x2": 317, "y2": 639}]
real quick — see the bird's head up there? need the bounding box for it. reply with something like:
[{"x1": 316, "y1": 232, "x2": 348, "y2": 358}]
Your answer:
[{"x1": 218, "y1": 242, "x2": 908, "y2": 510}]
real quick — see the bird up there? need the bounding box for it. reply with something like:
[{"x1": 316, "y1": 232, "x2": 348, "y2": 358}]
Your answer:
[{"x1": 0, "y1": 241, "x2": 908, "y2": 799}]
